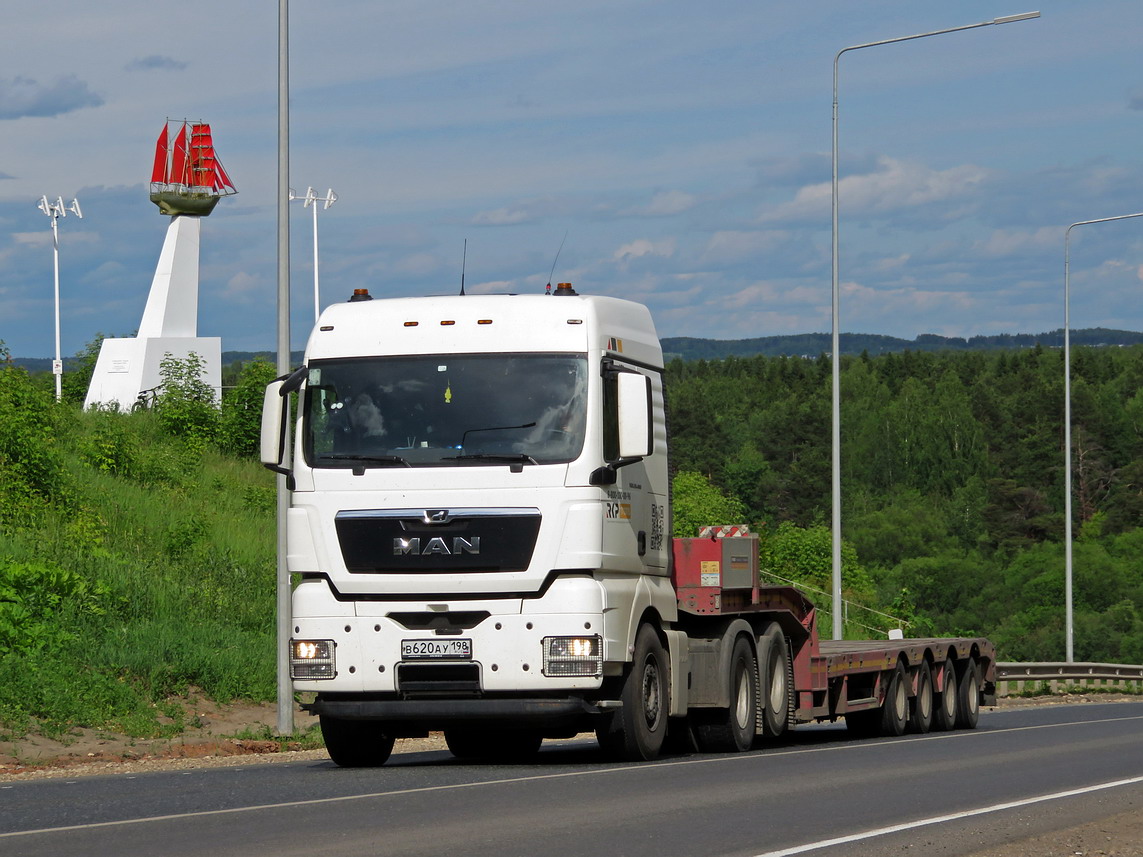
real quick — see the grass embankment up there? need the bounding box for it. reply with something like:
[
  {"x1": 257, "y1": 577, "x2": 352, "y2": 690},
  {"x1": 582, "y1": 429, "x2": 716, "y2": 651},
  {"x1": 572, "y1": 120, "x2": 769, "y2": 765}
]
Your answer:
[{"x1": 0, "y1": 358, "x2": 318, "y2": 746}]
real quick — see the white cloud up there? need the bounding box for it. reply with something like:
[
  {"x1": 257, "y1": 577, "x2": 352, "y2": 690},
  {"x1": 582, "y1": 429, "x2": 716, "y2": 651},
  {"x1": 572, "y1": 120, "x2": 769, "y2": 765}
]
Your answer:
[
  {"x1": 613, "y1": 239, "x2": 676, "y2": 263},
  {"x1": 0, "y1": 74, "x2": 103, "y2": 119},
  {"x1": 621, "y1": 190, "x2": 697, "y2": 217},
  {"x1": 470, "y1": 207, "x2": 532, "y2": 226},
  {"x1": 762, "y1": 157, "x2": 991, "y2": 223}
]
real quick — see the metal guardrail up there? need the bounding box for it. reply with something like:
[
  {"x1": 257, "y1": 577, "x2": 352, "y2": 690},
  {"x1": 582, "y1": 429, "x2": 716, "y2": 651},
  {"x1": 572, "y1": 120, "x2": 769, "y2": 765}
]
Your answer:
[{"x1": 995, "y1": 661, "x2": 1143, "y2": 695}]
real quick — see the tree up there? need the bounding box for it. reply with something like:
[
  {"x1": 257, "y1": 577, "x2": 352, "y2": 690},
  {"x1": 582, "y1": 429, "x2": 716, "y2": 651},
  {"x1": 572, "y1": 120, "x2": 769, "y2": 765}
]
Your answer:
[
  {"x1": 221, "y1": 358, "x2": 278, "y2": 458},
  {"x1": 671, "y1": 471, "x2": 747, "y2": 538},
  {"x1": 155, "y1": 352, "x2": 219, "y2": 442}
]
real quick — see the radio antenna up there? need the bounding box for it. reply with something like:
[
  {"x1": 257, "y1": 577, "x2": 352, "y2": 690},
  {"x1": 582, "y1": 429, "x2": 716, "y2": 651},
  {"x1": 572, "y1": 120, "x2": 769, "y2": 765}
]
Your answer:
[
  {"x1": 545, "y1": 230, "x2": 568, "y2": 294},
  {"x1": 460, "y1": 238, "x2": 467, "y2": 296}
]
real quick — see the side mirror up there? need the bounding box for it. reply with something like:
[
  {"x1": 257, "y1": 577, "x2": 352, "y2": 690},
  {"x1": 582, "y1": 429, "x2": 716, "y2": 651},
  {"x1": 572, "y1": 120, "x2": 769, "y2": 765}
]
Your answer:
[
  {"x1": 260, "y1": 379, "x2": 288, "y2": 473},
  {"x1": 617, "y1": 372, "x2": 652, "y2": 458}
]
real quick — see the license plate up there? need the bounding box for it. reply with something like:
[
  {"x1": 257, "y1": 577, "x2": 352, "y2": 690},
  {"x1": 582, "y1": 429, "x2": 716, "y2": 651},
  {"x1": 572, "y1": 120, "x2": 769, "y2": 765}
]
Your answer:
[{"x1": 401, "y1": 638, "x2": 472, "y2": 660}]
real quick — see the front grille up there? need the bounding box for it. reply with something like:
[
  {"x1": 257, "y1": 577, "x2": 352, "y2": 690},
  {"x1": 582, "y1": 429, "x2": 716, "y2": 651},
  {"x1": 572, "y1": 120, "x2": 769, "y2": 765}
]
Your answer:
[
  {"x1": 397, "y1": 663, "x2": 481, "y2": 696},
  {"x1": 335, "y1": 508, "x2": 540, "y2": 573}
]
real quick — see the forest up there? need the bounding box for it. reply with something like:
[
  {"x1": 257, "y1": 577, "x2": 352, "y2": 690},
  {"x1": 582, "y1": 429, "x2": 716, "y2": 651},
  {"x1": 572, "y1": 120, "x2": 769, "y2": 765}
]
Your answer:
[
  {"x1": 1, "y1": 338, "x2": 1141, "y2": 740},
  {"x1": 666, "y1": 344, "x2": 1143, "y2": 664}
]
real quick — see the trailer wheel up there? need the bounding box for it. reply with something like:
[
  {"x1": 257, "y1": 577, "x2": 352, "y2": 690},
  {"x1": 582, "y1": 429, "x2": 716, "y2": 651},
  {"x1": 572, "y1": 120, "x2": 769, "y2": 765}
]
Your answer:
[
  {"x1": 760, "y1": 625, "x2": 790, "y2": 738},
  {"x1": 598, "y1": 623, "x2": 669, "y2": 760},
  {"x1": 909, "y1": 660, "x2": 934, "y2": 734},
  {"x1": 880, "y1": 662, "x2": 909, "y2": 737},
  {"x1": 694, "y1": 635, "x2": 757, "y2": 753},
  {"x1": 956, "y1": 659, "x2": 981, "y2": 729},
  {"x1": 319, "y1": 715, "x2": 395, "y2": 767},
  {"x1": 444, "y1": 727, "x2": 543, "y2": 762},
  {"x1": 932, "y1": 658, "x2": 958, "y2": 731}
]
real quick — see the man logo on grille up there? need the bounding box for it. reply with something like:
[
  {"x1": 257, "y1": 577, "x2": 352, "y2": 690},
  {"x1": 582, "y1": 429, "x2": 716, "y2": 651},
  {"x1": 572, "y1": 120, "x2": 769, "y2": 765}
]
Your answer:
[{"x1": 393, "y1": 536, "x2": 481, "y2": 556}]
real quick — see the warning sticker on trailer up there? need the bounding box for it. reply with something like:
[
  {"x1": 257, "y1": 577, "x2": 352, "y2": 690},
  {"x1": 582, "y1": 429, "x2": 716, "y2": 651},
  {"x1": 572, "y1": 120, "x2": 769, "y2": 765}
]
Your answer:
[{"x1": 700, "y1": 561, "x2": 720, "y2": 587}]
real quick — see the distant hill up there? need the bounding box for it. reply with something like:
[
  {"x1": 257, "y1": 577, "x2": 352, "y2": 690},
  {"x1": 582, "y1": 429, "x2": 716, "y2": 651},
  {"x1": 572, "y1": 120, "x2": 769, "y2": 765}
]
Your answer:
[
  {"x1": 660, "y1": 328, "x2": 1143, "y2": 362},
  {"x1": 10, "y1": 331, "x2": 1143, "y2": 372}
]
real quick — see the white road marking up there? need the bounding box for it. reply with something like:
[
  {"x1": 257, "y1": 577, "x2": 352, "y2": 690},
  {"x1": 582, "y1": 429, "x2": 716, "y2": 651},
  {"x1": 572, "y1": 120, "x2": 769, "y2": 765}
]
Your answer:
[
  {"x1": 3, "y1": 710, "x2": 1141, "y2": 840},
  {"x1": 751, "y1": 774, "x2": 1143, "y2": 857}
]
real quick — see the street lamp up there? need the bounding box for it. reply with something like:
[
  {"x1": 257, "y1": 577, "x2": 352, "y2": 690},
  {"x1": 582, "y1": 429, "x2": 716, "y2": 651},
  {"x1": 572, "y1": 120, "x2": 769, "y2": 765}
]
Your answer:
[
  {"x1": 830, "y1": 11, "x2": 1040, "y2": 640},
  {"x1": 277, "y1": 0, "x2": 293, "y2": 736},
  {"x1": 289, "y1": 186, "x2": 338, "y2": 322},
  {"x1": 37, "y1": 195, "x2": 83, "y2": 402},
  {"x1": 1063, "y1": 212, "x2": 1143, "y2": 663}
]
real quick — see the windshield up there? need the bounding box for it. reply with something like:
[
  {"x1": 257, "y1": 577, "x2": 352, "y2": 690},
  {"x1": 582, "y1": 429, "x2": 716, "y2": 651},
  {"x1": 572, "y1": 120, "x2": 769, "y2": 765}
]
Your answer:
[{"x1": 303, "y1": 353, "x2": 588, "y2": 468}]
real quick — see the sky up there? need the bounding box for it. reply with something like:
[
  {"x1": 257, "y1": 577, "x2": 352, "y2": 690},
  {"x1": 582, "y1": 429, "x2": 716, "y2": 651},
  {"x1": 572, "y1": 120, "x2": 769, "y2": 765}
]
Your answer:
[{"x1": 3, "y1": 0, "x2": 1143, "y2": 358}]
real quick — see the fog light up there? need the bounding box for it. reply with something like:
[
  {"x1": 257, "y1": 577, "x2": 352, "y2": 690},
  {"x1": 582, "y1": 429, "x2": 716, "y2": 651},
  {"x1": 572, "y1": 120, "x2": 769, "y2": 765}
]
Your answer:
[
  {"x1": 542, "y1": 635, "x2": 602, "y2": 677},
  {"x1": 290, "y1": 639, "x2": 335, "y2": 679}
]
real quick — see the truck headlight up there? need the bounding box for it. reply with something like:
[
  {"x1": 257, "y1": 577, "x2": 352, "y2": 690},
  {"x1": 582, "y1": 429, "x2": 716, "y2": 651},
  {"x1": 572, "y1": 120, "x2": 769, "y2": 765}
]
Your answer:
[
  {"x1": 542, "y1": 635, "x2": 602, "y2": 677},
  {"x1": 290, "y1": 639, "x2": 335, "y2": 679}
]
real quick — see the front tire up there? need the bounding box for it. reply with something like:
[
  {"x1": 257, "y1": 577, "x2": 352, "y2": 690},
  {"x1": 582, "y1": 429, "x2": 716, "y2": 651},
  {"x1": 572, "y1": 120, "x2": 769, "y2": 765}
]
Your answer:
[
  {"x1": 320, "y1": 715, "x2": 395, "y2": 767},
  {"x1": 598, "y1": 623, "x2": 669, "y2": 761},
  {"x1": 694, "y1": 635, "x2": 757, "y2": 753}
]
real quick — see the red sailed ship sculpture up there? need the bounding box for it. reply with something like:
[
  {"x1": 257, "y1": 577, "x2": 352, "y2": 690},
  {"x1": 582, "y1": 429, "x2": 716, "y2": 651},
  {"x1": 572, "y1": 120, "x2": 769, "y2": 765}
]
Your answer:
[{"x1": 149, "y1": 120, "x2": 237, "y2": 216}]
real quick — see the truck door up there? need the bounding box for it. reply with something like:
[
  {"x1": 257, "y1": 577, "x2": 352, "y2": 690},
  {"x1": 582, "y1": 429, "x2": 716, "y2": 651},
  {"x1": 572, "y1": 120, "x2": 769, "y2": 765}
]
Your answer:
[{"x1": 600, "y1": 361, "x2": 668, "y2": 574}]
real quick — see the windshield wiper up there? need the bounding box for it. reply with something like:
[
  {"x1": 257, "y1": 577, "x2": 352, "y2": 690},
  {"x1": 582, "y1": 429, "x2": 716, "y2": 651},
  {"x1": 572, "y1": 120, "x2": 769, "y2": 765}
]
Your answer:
[
  {"x1": 320, "y1": 453, "x2": 412, "y2": 468},
  {"x1": 444, "y1": 453, "x2": 538, "y2": 465}
]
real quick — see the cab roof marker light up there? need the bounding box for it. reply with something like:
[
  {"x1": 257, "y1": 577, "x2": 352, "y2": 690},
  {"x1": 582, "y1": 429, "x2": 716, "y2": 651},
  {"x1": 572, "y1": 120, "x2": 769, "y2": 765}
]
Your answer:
[
  {"x1": 477, "y1": 319, "x2": 493, "y2": 325},
  {"x1": 404, "y1": 321, "x2": 419, "y2": 327},
  {"x1": 441, "y1": 320, "x2": 456, "y2": 326},
  {"x1": 567, "y1": 319, "x2": 584, "y2": 325},
  {"x1": 319, "y1": 325, "x2": 334, "y2": 331}
]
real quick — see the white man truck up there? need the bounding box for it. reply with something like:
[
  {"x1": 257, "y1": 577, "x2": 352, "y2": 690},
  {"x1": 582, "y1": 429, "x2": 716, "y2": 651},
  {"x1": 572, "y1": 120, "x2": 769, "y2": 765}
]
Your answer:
[{"x1": 261, "y1": 283, "x2": 996, "y2": 766}]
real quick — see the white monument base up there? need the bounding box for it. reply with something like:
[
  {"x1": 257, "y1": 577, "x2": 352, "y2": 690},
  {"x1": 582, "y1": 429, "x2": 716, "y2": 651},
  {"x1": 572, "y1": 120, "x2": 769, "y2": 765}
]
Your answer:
[{"x1": 83, "y1": 336, "x2": 222, "y2": 411}]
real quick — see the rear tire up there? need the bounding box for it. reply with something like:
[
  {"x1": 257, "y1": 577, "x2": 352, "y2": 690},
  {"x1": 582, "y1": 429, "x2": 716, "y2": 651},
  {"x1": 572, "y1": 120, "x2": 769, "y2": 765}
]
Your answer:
[
  {"x1": 909, "y1": 661, "x2": 934, "y2": 734},
  {"x1": 932, "y1": 658, "x2": 958, "y2": 732},
  {"x1": 694, "y1": 635, "x2": 757, "y2": 753},
  {"x1": 760, "y1": 625, "x2": 790, "y2": 738},
  {"x1": 320, "y1": 715, "x2": 395, "y2": 767},
  {"x1": 880, "y1": 662, "x2": 909, "y2": 737},
  {"x1": 956, "y1": 660, "x2": 981, "y2": 729},
  {"x1": 597, "y1": 623, "x2": 669, "y2": 761}
]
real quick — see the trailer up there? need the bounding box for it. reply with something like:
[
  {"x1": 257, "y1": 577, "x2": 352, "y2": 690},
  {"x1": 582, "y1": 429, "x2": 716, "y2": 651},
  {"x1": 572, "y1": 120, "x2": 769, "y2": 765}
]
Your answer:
[{"x1": 261, "y1": 284, "x2": 996, "y2": 766}]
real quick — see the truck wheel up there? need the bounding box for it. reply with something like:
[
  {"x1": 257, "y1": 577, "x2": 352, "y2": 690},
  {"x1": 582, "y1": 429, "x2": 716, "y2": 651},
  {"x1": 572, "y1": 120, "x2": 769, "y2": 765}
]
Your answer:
[
  {"x1": 597, "y1": 623, "x2": 669, "y2": 761},
  {"x1": 909, "y1": 660, "x2": 934, "y2": 734},
  {"x1": 880, "y1": 662, "x2": 909, "y2": 737},
  {"x1": 931, "y1": 658, "x2": 958, "y2": 731},
  {"x1": 319, "y1": 715, "x2": 395, "y2": 767},
  {"x1": 955, "y1": 660, "x2": 981, "y2": 729},
  {"x1": 694, "y1": 635, "x2": 757, "y2": 753},
  {"x1": 445, "y1": 727, "x2": 543, "y2": 762},
  {"x1": 760, "y1": 625, "x2": 790, "y2": 738}
]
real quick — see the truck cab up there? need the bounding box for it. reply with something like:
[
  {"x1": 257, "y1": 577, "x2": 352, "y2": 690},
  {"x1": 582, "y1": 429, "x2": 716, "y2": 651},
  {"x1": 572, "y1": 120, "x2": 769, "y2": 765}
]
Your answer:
[{"x1": 262, "y1": 285, "x2": 676, "y2": 763}]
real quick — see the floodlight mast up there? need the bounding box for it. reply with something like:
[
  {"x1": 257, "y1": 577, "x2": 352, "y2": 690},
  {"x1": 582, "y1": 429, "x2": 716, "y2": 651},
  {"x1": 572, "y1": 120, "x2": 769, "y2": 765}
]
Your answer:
[
  {"x1": 289, "y1": 186, "x2": 338, "y2": 321},
  {"x1": 37, "y1": 195, "x2": 83, "y2": 402}
]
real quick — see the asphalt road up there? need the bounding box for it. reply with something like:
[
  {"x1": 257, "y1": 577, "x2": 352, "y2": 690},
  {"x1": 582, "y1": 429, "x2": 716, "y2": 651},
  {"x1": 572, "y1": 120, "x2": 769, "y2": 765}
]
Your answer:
[{"x1": 3, "y1": 702, "x2": 1142, "y2": 857}]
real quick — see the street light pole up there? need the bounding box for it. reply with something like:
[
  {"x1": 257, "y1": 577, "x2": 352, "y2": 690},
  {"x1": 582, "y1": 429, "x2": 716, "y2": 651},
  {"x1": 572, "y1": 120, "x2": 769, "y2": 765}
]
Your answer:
[
  {"x1": 276, "y1": 0, "x2": 293, "y2": 737},
  {"x1": 829, "y1": 12, "x2": 1039, "y2": 641},
  {"x1": 289, "y1": 186, "x2": 338, "y2": 322},
  {"x1": 37, "y1": 195, "x2": 82, "y2": 403},
  {"x1": 1063, "y1": 212, "x2": 1143, "y2": 663}
]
